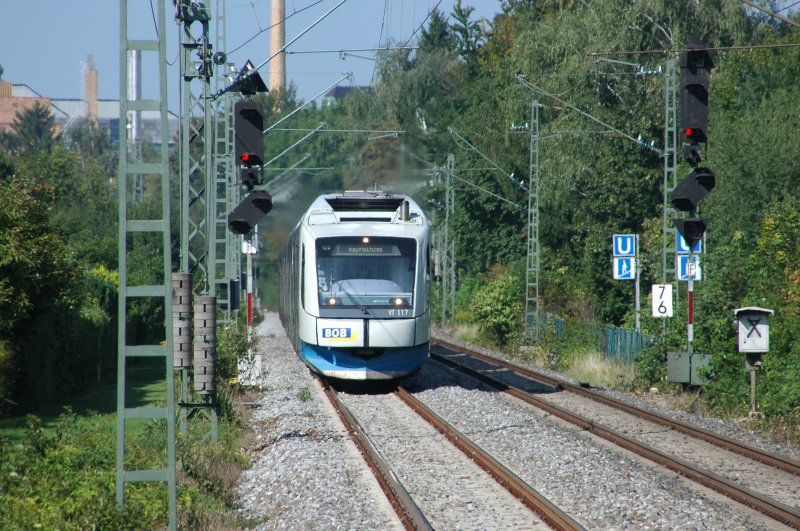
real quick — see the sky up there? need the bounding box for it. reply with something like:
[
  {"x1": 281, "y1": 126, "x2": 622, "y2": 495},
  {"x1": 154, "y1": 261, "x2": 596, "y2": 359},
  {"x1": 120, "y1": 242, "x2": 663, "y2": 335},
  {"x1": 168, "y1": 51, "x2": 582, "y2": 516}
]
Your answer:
[{"x1": 0, "y1": 0, "x2": 502, "y2": 111}]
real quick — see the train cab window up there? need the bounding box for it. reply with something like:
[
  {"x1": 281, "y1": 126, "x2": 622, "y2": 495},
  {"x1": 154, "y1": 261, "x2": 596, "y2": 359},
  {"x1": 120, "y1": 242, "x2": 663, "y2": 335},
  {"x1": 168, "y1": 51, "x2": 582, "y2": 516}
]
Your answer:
[{"x1": 316, "y1": 236, "x2": 416, "y2": 309}]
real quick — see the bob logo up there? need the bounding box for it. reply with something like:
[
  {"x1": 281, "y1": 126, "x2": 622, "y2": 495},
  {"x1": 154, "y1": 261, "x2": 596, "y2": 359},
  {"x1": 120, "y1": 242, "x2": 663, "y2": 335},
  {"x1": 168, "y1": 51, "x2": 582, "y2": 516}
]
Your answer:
[{"x1": 322, "y1": 327, "x2": 352, "y2": 339}]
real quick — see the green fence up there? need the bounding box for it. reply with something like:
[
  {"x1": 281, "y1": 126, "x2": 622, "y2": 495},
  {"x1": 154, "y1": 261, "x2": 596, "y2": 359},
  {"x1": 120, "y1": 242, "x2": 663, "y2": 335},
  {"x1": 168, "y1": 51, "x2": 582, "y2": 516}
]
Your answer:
[{"x1": 531, "y1": 313, "x2": 651, "y2": 365}]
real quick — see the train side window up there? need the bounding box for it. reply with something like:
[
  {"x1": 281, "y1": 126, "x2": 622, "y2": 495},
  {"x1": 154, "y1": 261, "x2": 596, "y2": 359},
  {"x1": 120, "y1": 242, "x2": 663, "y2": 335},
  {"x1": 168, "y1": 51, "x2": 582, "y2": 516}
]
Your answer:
[
  {"x1": 301, "y1": 244, "x2": 305, "y2": 309},
  {"x1": 426, "y1": 243, "x2": 431, "y2": 280}
]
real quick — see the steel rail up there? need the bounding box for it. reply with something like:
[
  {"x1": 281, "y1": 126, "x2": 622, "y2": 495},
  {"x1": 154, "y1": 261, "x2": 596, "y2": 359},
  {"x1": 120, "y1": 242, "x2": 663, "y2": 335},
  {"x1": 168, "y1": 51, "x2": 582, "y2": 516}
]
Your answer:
[
  {"x1": 318, "y1": 378, "x2": 432, "y2": 531},
  {"x1": 429, "y1": 346, "x2": 800, "y2": 529},
  {"x1": 431, "y1": 338, "x2": 800, "y2": 477},
  {"x1": 395, "y1": 386, "x2": 585, "y2": 531}
]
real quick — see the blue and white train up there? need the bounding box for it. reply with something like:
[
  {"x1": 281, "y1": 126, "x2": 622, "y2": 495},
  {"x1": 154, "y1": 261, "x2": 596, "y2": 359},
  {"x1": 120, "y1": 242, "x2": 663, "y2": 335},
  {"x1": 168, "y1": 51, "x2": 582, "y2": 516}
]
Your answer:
[{"x1": 278, "y1": 191, "x2": 431, "y2": 380}]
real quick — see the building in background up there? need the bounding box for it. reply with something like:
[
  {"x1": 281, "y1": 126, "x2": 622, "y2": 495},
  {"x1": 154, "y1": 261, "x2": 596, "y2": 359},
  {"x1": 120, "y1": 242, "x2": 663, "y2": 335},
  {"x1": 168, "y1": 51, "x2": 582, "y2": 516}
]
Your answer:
[
  {"x1": 0, "y1": 55, "x2": 177, "y2": 146},
  {"x1": 321, "y1": 85, "x2": 373, "y2": 107}
]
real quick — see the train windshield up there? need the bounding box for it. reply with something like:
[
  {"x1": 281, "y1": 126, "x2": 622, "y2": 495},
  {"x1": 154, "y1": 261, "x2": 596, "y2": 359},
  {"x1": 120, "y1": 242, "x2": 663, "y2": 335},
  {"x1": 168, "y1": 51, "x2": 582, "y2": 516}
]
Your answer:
[{"x1": 316, "y1": 236, "x2": 416, "y2": 310}]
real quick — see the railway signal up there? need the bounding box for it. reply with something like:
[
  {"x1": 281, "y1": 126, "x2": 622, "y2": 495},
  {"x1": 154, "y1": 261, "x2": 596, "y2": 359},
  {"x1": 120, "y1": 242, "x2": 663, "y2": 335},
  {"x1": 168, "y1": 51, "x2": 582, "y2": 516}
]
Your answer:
[
  {"x1": 234, "y1": 100, "x2": 264, "y2": 189},
  {"x1": 674, "y1": 42, "x2": 715, "y2": 251},
  {"x1": 671, "y1": 167, "x2": 715, "y2": 210},
  {"x1": 671, "y1": 166, "x2": 715, "y2": 251},
  {"x1": 673, "y1": 45, "x2": 714, "y2": 358},
  {"x1": 228, "y1": 190, "x2": 272, "y2": 235},
  {"x1": 679, "y1": 43, "x2": 714, "y2": 165}
]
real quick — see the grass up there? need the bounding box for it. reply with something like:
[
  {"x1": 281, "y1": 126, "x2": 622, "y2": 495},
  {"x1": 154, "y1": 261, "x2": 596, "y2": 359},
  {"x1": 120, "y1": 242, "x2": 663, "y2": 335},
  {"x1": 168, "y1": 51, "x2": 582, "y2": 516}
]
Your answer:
[
  {"x1": 0, "y1": 359, "x2": 168, "y2": 442},
  {"x1": 563, "y1": 351, "x2": 637, "y2": 389},
  {"x1": 0, "y1": 362, "x2": 251, "y2": 529}
]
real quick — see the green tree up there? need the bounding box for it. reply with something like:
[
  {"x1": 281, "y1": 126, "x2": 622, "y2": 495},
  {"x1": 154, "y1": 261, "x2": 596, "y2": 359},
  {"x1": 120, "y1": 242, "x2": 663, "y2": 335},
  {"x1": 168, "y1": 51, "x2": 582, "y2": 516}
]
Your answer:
[
  {"x1": 419, "y1": 8, "x2": 455, "y2": 53},
  {"x1": 5, "y1": 102, "x2": 57, "y2": 154},
  {"x1": 0, "y1": 159, "x2": 76, "y2": 335}
]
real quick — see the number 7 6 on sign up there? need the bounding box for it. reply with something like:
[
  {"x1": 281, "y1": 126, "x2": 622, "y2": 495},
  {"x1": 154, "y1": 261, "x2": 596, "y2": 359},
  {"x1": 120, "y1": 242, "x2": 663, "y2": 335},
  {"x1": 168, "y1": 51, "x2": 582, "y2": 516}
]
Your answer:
[{"x1": 651, "y1": 284, "x2": 673, "y2": 318}]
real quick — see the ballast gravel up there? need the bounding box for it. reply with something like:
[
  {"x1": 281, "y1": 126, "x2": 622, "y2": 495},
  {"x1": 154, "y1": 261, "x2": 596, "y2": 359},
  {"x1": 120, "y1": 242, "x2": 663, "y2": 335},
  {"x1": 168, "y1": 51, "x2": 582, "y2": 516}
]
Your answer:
[
  {"x1": 235, "y1": 314, "x2": 796, "y2": 529},
  {"x1": 434, "y1": 330, "x2": 800, "y2": 465},
  {"x1": 235, "y1": 314, "x2": 401, "y2": 530}
]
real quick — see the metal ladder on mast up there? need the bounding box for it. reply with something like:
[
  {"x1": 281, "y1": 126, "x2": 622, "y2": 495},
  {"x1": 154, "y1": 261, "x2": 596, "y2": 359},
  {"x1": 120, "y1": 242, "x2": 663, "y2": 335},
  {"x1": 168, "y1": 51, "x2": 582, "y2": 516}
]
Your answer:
[{"x1": 116, "y1": 0, "x2": 176, "y2": 528}]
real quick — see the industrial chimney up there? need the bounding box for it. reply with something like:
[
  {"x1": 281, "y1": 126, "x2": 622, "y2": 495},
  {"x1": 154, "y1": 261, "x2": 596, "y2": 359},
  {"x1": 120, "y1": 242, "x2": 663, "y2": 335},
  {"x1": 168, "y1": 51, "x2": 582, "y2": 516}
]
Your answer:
[
  {"x1": 269, "y1": 0, "x2": 286, "y2": 96},
  {"x1": 84, "y1": 55, "x2": 98, "y2": 124}
]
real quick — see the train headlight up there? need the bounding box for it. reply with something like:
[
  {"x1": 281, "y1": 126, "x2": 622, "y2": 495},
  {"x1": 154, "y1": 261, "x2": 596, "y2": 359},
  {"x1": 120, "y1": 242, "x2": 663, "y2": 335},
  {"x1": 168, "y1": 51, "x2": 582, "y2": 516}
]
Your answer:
[
  {"x1": 361, "y1": 236, "x2": 370, "y2": 244},
  {"x1": 393, "y1": 298, "x2": 405, "y2": 306},
  {"x1": 328, "y1": 298, "x2": 337, "y2": 305}
]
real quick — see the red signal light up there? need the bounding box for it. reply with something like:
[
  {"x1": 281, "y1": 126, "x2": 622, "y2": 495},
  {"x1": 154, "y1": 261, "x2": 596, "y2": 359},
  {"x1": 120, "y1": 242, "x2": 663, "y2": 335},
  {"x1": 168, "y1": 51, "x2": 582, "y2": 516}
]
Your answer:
[
  {"x1": 241, "y1": 152, "x2": 251, "y2": 163},
  {"x1": 683, "y1": 127, "x2": 706, "y2": 143}
]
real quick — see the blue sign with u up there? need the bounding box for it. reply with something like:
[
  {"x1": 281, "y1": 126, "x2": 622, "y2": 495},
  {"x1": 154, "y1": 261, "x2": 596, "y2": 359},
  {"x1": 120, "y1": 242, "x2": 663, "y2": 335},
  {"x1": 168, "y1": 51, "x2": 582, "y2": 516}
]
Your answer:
[{"x1": 613, "y1": 234, "x2": 636, "y2": 257}]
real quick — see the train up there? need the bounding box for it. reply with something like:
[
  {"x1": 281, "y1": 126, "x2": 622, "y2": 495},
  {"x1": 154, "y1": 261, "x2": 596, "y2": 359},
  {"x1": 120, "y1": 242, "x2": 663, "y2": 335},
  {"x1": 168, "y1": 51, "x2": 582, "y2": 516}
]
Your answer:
[{"x1": 278, "y1": 191, "x2": 432, "y2": 380}]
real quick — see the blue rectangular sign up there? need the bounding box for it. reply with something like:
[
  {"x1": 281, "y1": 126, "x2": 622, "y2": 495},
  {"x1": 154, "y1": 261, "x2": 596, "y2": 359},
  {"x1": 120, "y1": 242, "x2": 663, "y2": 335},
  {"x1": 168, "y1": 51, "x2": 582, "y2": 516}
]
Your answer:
[
  {"x1": 321, "y1": 327, "x2": 352, "y2": 339},
  {"x1": 613, "y1": 257, "x2": 636, "y2": 280},
  {"x1": 676, "y1": 255, "x2": 702, "y2": 281},
  {"x1": 613, "y1": 234, "x2": 636, "y2": 257}
]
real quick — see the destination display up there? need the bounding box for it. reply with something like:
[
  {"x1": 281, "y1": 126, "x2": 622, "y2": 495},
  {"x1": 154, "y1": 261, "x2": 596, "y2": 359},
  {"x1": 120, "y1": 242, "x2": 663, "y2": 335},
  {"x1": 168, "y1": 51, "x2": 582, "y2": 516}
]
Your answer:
[{"x1": 332, "y1": 244, "x2": 401, "y2": 256}]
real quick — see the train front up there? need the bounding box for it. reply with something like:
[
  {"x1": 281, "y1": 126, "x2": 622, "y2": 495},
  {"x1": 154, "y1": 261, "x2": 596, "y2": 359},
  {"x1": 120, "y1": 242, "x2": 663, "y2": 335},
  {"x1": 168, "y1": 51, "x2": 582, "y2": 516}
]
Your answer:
[{"x1": 298, "y1": 198, "x2": 430, "y2": 379}]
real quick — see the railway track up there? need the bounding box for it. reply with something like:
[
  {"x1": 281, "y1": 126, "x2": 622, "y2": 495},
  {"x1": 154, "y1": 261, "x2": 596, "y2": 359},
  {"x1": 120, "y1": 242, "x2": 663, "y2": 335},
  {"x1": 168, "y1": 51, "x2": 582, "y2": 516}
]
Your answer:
[
  {"x1": 319, "y1": 378, "x2": 431, "y2": 531},
  {"x1": 317, "y1": 375, "x2": 584, "y2": 530},
  {"x1": 430, "y1": 337, "x2": 800, "y2": 529}
]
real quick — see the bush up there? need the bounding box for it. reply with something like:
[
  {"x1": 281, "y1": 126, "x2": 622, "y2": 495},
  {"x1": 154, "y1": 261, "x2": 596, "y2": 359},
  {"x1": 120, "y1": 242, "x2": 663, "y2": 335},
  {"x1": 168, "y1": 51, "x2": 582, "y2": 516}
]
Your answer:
[
  {"x1": 0, "y1": 410, "x2": 150, "y2": 529},
  {"x1": 0, "y1": 340, "x2": 13, "y2": 413},
  {"x1": 216, "y1": 320, "x2": 252, "y2": 382},
  {"x1": 469, "y1": 271, "x2": 524, "y2": 346},
  {"x1": 0, "y1": 407, "x2": 248, "y2": 529}
]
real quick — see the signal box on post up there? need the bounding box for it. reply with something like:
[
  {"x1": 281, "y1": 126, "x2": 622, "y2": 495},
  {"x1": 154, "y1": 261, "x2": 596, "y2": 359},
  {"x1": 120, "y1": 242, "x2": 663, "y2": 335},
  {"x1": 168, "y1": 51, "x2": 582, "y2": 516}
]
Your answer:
[
  {"x1": 674, "y1": 42, "x2": 715, "y2": 248},
  {"x1": 234, "y1": 101, "x2": 264, "y2": 189},
  {"x1": 680, "y1": 43, "x2": 714, "y2": 152},
  {"x1": 228, "y1": 190, "x2": 272, "y2": 235}
]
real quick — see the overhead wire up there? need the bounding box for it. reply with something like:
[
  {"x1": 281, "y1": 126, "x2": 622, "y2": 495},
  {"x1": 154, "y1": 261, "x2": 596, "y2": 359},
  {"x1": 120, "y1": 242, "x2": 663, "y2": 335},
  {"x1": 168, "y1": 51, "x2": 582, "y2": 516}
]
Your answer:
[
  {"x1": 399, "y1": 0, "x2": 445, "y2": 50},
  {"x1": 777, "y1": 1, "x2": 800, "y2": 13},
  {"x1": 517, "y1": 75, "x2": 661, "y2": 155},
  {"x1": 741, "y1": 0, "x2": 800, "y2": 27},
  {"x1": 371, "y1": 0, "x2": 390, "y2": 84},
  {"x1": 214, "y1": 0, "x2": 350, "y2": 99},
  {"x1": 271, "y1": 127, "x2": 405, "y2": 134},
  {"x1": 450, "y1": 173, "x2": 523, "y2": 209},
  {"x1": 227, "y1": 0, "x2": 329, "y2": 57},
  {"x1": 149, "y1": 0, "x2": 159, "y2": 39}
]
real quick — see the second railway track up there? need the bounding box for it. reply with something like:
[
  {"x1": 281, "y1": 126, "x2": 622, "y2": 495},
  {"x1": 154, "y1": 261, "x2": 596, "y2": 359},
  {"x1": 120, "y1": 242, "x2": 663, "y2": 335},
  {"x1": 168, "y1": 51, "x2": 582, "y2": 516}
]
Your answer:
[{"x1": 430, "y1": 337, "x2": 800, "y2": 529}]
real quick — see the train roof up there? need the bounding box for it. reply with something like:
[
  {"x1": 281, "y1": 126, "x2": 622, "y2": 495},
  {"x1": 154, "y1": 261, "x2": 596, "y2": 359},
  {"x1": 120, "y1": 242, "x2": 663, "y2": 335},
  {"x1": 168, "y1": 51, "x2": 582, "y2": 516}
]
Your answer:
[{"x1": 303, "y1": 191, "x2": 428, "y2": 227}]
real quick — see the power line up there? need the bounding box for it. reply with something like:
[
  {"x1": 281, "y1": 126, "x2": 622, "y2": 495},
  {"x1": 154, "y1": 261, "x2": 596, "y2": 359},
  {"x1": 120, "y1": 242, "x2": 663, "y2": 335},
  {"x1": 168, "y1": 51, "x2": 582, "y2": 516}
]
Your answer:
[
  {"x1": 286, "y1": 46, "x2": 418, "y2": 55},
  {"x1": 400, "y1": 0, "x2": 446, "y2": 50},
  {"x1": 741, "y1": 0, "x2": 800, "y2": 27},
  {"x1": 450, "y1": 173, "x2": 523, "y2": 209},
  {"x1": 516, "y1": 75, "x2": 661, "y2": 155},
  {"x1": 213, "y1": 0, "x2": 350, "y2": 100},
  {"x1": 262, "y1": 72, "x2": 352, "y2": 133},
  {"x1": 449, "y1": 127, "x2": 527, "y2": 191},
  {"x1": 227, "y1": 0, "x2": 329, "y2": 56},
  {"x1": 264, "y1": 122, "x2": 327, "y2": 166},
  {"x1": 271, "y1": 128, "x2": 405, "y2": 134},
  {"x1": 589, "y1": 42, "x2": 800, "y2": 58},
  {"x1": 778, "y1": 1, "x2": 800, "y2": 13},
  {"x1": 371, "y1": 0, "x2": 390, "y2": 84}
]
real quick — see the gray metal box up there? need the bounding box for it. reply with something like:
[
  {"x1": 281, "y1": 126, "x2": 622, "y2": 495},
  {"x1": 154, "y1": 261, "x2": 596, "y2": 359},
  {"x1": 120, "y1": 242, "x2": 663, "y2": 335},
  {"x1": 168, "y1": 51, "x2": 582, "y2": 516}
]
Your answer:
[{"x1": 667, "y1": 352, "x2": 711, "y2": 385}]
